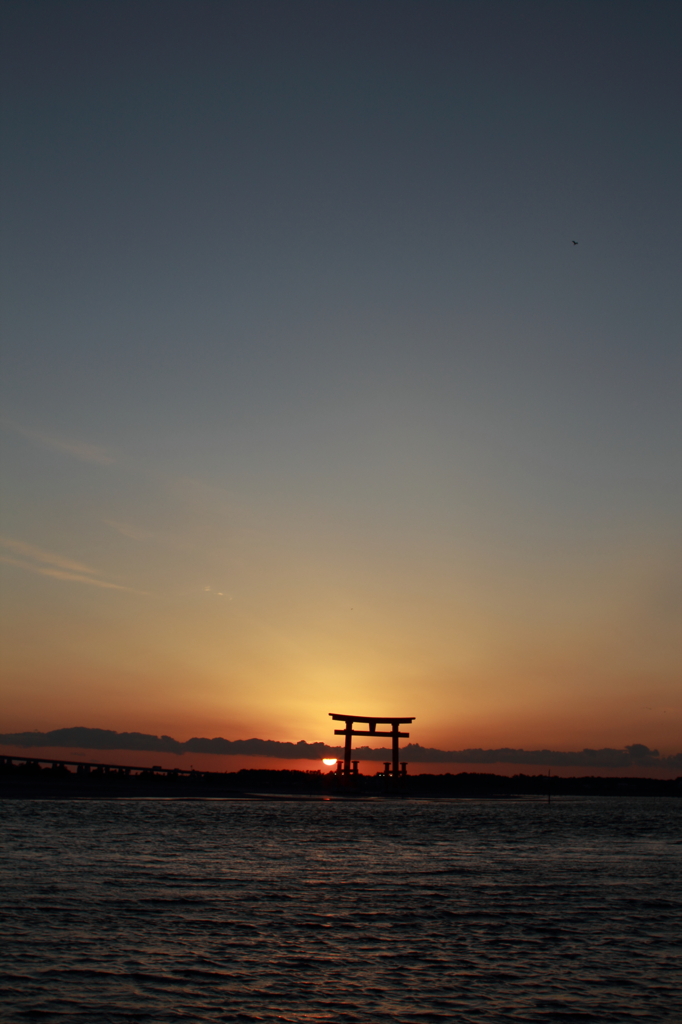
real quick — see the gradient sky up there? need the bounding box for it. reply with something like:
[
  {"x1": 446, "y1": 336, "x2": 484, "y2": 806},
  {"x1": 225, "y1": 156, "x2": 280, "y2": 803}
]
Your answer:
[{"x1": 1, "y1": 1, "x2": 680, "y2": 766}]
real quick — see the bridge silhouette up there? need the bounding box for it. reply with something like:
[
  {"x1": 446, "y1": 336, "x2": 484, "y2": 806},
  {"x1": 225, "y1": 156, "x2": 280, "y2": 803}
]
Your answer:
[{"x1": 0, "y1": 755, "x2": 199, "y2": 777}]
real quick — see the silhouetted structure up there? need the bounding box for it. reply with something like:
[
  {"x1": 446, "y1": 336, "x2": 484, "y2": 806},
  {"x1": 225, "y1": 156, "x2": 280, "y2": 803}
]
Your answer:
[
  {"x1": 329, "y1": 713, "x2": 414, "y2": 778},
  {"x1": 0, "y1": 755, "x2": 195, "y2": 776}
]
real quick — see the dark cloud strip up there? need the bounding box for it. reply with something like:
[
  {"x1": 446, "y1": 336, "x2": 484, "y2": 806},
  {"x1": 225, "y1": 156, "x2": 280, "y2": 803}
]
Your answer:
[{"x1": 1, "y1": 728, "x2": 680, "y2": 770}]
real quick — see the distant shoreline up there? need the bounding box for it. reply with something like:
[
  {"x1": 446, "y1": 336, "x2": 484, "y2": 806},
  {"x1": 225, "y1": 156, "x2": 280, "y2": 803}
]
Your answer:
[{"x1": 1, "y1": 760, "x2": 679, "y2": 800}]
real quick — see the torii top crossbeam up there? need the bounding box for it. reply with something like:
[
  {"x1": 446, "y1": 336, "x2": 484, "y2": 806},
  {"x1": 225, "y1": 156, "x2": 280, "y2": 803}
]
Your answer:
[{"x1": 329, "y1": 712, "x2": 415, "y2": 776}]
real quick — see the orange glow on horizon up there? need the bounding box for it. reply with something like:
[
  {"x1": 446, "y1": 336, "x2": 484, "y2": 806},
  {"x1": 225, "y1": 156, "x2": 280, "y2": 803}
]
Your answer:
[{"x1": 0, "y1": 746, "x2": 678, "y2": 779}]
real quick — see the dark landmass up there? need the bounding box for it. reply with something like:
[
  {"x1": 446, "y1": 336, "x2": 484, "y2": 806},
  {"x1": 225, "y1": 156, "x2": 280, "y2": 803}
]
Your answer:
[{"x1": 1, "y1": 758, "x2": 680, "y2": 799}]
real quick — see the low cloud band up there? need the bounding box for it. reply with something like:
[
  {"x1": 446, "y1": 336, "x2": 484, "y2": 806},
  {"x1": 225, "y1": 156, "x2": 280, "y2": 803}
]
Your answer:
[{"x1": 1, "y1": 728, "x2": 680, "y2": 770}]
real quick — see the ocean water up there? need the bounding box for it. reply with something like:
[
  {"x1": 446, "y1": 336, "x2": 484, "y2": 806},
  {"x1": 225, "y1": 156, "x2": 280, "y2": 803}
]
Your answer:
[{"x1": 0, "y1": 797, "x2": 679, "y2": 1023}]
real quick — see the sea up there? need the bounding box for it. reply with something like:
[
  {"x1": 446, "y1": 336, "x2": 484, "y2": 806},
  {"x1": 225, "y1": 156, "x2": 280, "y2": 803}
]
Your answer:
[{"x1": 0, "y1": 797, "x2": 679, "y2": 1023}]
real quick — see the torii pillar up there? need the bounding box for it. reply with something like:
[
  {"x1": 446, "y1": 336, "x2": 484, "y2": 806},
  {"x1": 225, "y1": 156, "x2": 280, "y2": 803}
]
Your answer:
[{"x1": 329, "y1": 713, "x2": 415, "y2": 778}]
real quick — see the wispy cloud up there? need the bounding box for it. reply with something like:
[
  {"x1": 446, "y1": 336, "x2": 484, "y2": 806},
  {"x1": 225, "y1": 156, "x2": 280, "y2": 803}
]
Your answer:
[
  {"x1": 4, "y1": 421, "x2": 115, "y2": 464},
  {"x1": 0, "y1": 538, "x2": 131, "y2": 591},
  {"x1": 0, "y1": 537, "x2": 95, "y2": 575}
]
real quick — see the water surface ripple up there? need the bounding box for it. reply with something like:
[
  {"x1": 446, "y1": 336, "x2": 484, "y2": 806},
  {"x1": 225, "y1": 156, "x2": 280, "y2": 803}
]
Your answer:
[{"x1": 0, "y1": 798, "x2": 679, "y2": 1023}]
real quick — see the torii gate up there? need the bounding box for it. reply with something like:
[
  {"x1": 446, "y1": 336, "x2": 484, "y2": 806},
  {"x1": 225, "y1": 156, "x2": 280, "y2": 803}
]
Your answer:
[{"x1": 329, "y1": 712, "x2": 415, "y2": 778}]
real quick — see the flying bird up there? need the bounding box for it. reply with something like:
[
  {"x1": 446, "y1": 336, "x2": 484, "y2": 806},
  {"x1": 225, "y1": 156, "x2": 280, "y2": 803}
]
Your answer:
[{"x1": 572, "y1": 240, "x2": 578, "y2": 245}]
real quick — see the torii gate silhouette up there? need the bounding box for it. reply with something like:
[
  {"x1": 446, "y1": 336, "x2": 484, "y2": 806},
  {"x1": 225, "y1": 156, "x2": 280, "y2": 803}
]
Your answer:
[{"x1": 330, "y1": 712, "x2": 415, "y2": 778}]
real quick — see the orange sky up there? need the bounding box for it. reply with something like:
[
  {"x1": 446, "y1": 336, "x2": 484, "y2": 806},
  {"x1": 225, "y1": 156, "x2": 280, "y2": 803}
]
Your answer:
[{"x1": 1, "y1": 517, "x2": 679, "y2": 761}]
